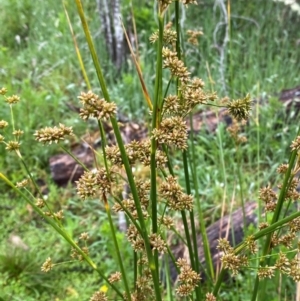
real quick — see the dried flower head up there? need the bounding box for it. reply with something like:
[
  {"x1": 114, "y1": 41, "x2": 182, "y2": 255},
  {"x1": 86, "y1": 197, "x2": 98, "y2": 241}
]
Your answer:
[
  {"x1": 278, "y1": 232, "x2": 296, "y2": 249},
  {"x1": 108, "y1": 271, "x2": 121, "y2": 283},
  {"x1": 227, "y1": 119, "x2": 247, "y2": 144},
  {"x1": 162, "y1": 47, "x2": 190, "y2": 83},
  {"x1": 291, "y1": 136, "x2": 300, "y2": 151},
  {"x1": 150, "y1": 23, "x2": 177, "y2": 45},
  {"x1": 226, "y1": 94, "x2": 252, "y2": 121},
  {"x1": 36, "y1": 198, "x2": 45, "y2": 208},
  {"x1": 13, "y1": 129, "x2": 24, "y2": 138},
  {"x1": 277, "y1": 163, "x2": 289, "y2": 174},
  {"x1": 187, "y1": 29, "x2": 203, "y2": 45},
  {"x1": 217, "y1": 238, "x2": 234, "y2": 253},
  {"x1": 159, "y1": 215, "x2": 174, "y2": 229},
  {"x1": 5, "y1": 95, "x2": 20, "y2": 105},
  {"x1": 259, "y1": 222, "x2": 269, "y2": 230},
  {"x1": 221, "y1": 252, "x2": 243, "y2": 276},
  {"x1": 90, "y1": 291, "x2": 107, "y2": 301},
  {"x1": 176, "y1": 258, "x2": 201, "y2": 297},
  {"x1": 0, "y1": 135, "x2": 4, "y2": 142},
  {"x1": 53, "y1": 210, "x2": 64, "y2": 220},
  {"x1": 41, "y1": 257, "x2": 54, "y2": 272},
  {"x1": 275, "y1": 252, "x2": 291, "y2": 274},
  {"x1": 259, "y1": 186, "x2": 277, "y2": 204},
  {"x1": 257, "y1": 265, "x2": 275, "y2": 279},
  {"x1": 126, "y1": 224, "x2": 145, "y2": 252},
  {"x1": 0, "y1": 120, "x2": 8, "y2": 129},
  {"x1": 5, "y1": 141, "x2": 21, "y2": 152},
  {"x1": 152, "y1": 117, "x2": 188, "y2": 150},
  {"x1": 79, "y1": 232, "x2": 89, "y2": 241},
  {"x1": 159, "y1": 176, "x2": 193, "y2": 210},
  {"x1": 163, "y1": 95, "x2": 181, "y2": 115},
  {"x1": 78, "y1": 91, "x2": 116, "y2": 120},
  {"x1": 205, "y1": 293, "x2": 217, "y2": 301},
  {"x1": 34, "y1": 123, "x2": 73, "y2": 145},
  {"x1": 180, "y1": 79, "x2": 208, "y2": 113},
  {"x1": 289, "y1": 217, "x2": 300, "y2": 233},
  {"x1": 149, "y1": 233, "x2": 167, "y2": 253},
  {"x1": 76, "y1": 169, "x2": 111, "y2": 200},
  {"x1": 0, "y1": 87, "x2": 8, "y2": 95},
  {"x1": 181, "y1": 0, "x2": 197, "y2": 4},
  {"x1": 245, "y1": 235, "x2": 257, "y2": 254},
  {"x1": 290, "y1": 256, "x2": 300, "y2": 281},
  {"x1": 16, "y1": 179, "x2": 29, "y2": 188},
  {"x1": 158, "y1": 0, "x2": 173, "y2": 11}
]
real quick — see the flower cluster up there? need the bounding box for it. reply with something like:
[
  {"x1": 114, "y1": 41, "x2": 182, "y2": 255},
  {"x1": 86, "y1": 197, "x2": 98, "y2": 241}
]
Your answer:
[
  {"x1": 108, "y1": 271, "x2": 121, "y2": 283},
  {"x1": 0, "y1": 120, "x2": 8, "y2": 129},
  {"x1": 34, "y1": 123, "x2": 74, "y2": 145},
  {"x1": 113, "y1": 198, "x2": 149, "y2": 220},
  {"x1": 217, "y1": 238, "x2": 249, "y2": 275},
  {"x1": 176, "y1": 258, "x2": 201, "y2": 297},
  {"x1": 259, "y1": 186, "x2": 277, "y2": 212},
  {"x1": 226, "y1": 94, "x2": 252, "y2": 121},
  {"x1": 126, "y1": 224, "x2": 145, "y2": 252},
  {"x1": 5, "y1": 141, "x2": 21, "y2": 152},
  {"x1": 90, "y1": 291, "x2": 107, "y2": 301},
  {"x1": 149, "y1": 233, "x2": 167, "y2": 253},
  {"x1": 290, "y1": 135, "x2": 300, "y2": 151},
  {"x1": 258, "y1": 253, "x2": 300, "y2": 282},
  {"x1": 0, "y1": 87, "x2": 8, "y2": 95},
  {"x1": 41, "y1": 257, "x2": 54, "y2": 272},
  {"x1": 76, "y1": 168, "x2": 111, "y2": 200},
  {"x1": 180, "y1": 78, "x2": 209, "y2": 114},
  {"x1": 162, "y1": 47, "x2": 190, "y2": 83},
  {"x1": 205, "y1": 293, "x2": 217, "y2": 301},
  {"x1": 149, "y1": 22, "x2": 177, "y2": 45},
  {"x1": 227, "y1": 118, "x2": 247, "y2": 144},
  {"x1": 187, "y1": 29, "x2": 203, "y2": 45},
  {"x1": 132, "y1": 269, "x2": 154, "y2": 301},
  {"x1": 159, "y1": 176, "x2": 193, "y2": 211},
  {"x1": 106, "y1": 139, "x2": 167, "y2": 167},
  {"x1": 152, "y1": 117, "x2": 188, "y2": 150},
  {"x1": 5, "y1": 94, "x2": 20, "y2": 105},
  {"x1": 78, "y1": 91, "x2": 117, "y2": 121},
  {"x1": 70, "y1": 242, "x2": 89, "y2": 262}
]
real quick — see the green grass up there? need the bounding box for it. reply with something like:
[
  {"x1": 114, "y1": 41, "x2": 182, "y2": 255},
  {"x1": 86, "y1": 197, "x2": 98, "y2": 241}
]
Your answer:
[{"x1": 1, "y1": 0, "x2": 300, "y2": 300}]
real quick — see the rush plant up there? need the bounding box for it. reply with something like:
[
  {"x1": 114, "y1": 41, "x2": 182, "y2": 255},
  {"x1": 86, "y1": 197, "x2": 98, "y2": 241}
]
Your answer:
[{"x1": 1, "y1": 1, "x2": 300, "y2": 301}]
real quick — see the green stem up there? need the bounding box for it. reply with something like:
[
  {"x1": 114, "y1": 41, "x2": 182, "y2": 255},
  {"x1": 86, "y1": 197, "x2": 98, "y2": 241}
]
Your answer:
[
  {"x1": 97, "y1": 120, "x2": 110, "y2": 176},
  {"x1": 189, "y1": 115, "x2": 215, "y2": 281},
  {"x1": 150, "y1": 12, "x2": 164, "y2": 278},
  {"x1": 174, "y1": 1, "x2": 201, "y2": 298},
  {"x1": 74, "y1": 1, "x2": 161, "y2": 299},
  {"x1": 60, "y1": 145, "x2": 89, "y2": 172},
  {"x1": 105, "y1": 200, "x2": 131, "y2": 300}
]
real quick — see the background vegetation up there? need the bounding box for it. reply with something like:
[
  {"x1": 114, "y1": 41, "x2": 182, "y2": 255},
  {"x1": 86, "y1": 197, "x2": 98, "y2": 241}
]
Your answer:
[{"x1": 0, "y1": 0, "x2": 300, "y2": 300}]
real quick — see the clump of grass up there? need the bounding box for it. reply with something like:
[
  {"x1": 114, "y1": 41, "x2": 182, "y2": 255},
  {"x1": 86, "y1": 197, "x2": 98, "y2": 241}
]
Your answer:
[{"x1": 1, "y1": 1, "x2": 300, "y2": 300}]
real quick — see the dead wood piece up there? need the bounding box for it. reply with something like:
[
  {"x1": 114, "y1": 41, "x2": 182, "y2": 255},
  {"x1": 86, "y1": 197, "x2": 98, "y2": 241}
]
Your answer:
[{"x1": 49, "y1": 144, "x2": 93, "y2": 185}]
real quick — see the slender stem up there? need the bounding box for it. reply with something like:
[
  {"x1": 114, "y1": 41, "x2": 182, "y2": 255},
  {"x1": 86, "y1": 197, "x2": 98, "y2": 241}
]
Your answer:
[
  {"x1": 60, "y1": 145, "x2": 89, "y2": 172},
  {"x1": 74, "y1": 2, "x2": 162, "y2": 299},
  {"x1": 174, "y1": 2, "x2": 201, "y2": 298},
  {"x1": 150, "y1": 12, "x2": 164, "y2": 278},
  {"x1": 189, "y1": 115, "x2": 215, "y2": 281},
  {"x1": 105, "y1": 197, "x2": 131, "y2": 300},
  {"x1": 97, "y1": 120, "x2": 110, "y2": 176}
]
